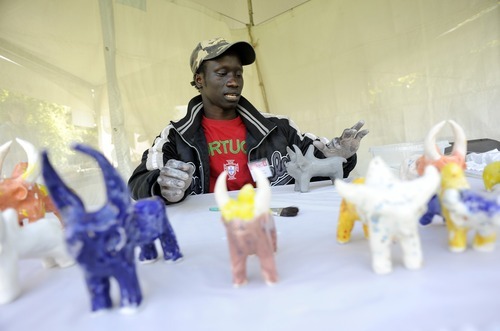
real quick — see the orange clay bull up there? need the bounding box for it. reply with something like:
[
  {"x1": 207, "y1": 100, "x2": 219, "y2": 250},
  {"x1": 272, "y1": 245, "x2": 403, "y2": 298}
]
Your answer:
[
  {"x1": 214, "y1": 169, "x2": 278, "y2": 287},
  {"x1": 400, "y1": 120, "x2": 467, "y2": 180},
  {"x1": 0, "y1": 139, "x2": 61, "y2": 225},
  {"x1": 416, "y1": 120, "x2": 467, "y2": 175}
]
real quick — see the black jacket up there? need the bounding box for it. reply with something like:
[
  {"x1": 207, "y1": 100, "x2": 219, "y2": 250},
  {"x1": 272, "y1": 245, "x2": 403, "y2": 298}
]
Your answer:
[{"x1": 128, "y1": 95, "x2": 357, "y2": 204}]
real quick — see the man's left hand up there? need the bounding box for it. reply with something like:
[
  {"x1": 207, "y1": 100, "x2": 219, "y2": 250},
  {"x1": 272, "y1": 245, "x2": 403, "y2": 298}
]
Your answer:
[{"x1": 313, "y1": 120, "x2": 369, "y2": 159}]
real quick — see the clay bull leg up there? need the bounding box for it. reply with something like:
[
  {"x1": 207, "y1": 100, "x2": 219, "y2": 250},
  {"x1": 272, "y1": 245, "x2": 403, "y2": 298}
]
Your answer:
[
  {"x1": 224, "y1": 222, "x2": 249, "y2": 287},
  {"x1": 224, "y1": 215, "x2": 278, "y2": 286},
  {"x1": 256, "y1": 215, "x2": 278, "y2": 285},
  {"x1": 86, "y1": 274, "x2": 113, "y2": 312},
  {"x1": 114, "y1": 264, "x2": 142, "y2": 312}
]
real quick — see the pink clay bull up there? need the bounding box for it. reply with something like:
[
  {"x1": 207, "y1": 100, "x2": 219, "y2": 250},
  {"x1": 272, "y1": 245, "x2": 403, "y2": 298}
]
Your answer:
[
  {"x1": 400, "y1": 120, "x2": 467, "y2": 180},
  {"x1": 0, "y1": 139, "x2": 61, "y2": 225},
  {"x1": 214, "y1": 169, "x2": 278, "y2": 287}
]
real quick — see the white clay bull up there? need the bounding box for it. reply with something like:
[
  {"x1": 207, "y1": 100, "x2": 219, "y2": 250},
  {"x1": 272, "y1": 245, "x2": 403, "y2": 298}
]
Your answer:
[
  {"x1": 0, "y1": 208, "x2": 74, "y2": 304},
  {"x1": 335, "y1": 157, "x2": 440, "y2": 274},
  {"x1": 214, "y1": 169, "x2": 278, "y2": 287}
]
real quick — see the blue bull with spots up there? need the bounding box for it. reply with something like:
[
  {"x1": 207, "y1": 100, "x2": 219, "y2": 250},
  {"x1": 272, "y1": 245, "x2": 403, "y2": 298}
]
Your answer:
[{"x1": 41, "y1": 144, "x2": 182, "y2": 312}]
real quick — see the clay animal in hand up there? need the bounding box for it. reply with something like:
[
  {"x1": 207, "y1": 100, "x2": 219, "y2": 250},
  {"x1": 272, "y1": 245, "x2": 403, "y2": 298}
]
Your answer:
[
  {"x1": 0, "y1": 208, "x2": 74, "y2": 304},
  {"x1": 440, "y1": 162, "x2": 500, "y2": 252},
  {"x1": 335, "y1": 157, "x2": 440, "y2": 274},
  {"x1": 286, "y1": 144, "x2": 346, "y2": 193},
  {"x1": 0, "y1": 139, "x2": 62, "y2": 224},
  {"x1": 41, "y1": 143, "x2": 183, "y2": 312},
  {"x1": 214, "y1": 169, "x2": 278, "y2": 287},
  {"x1": 400, "y1": 120, "x2": 466, "y2": 180},
  {"x1": 313, "y1": 120, "x2": 369, "y2": 159}
]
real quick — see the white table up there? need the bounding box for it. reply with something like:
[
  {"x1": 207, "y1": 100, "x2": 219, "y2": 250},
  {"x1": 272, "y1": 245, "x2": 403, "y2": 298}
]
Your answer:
[{"x1": 2, "y1": 180, "x2": 500, "y2": 331}]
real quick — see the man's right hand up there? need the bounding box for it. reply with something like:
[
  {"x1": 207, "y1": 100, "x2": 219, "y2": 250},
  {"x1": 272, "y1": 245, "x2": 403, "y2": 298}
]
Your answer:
[{"x1": 157, "y1": 159, "x2": 195, "y2": 203}]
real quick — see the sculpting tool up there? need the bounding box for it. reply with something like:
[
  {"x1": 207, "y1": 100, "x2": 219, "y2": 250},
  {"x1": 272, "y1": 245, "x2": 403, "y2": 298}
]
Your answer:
[{"x1": 209, "y1": 206, "x2": 299, "y2": 217}]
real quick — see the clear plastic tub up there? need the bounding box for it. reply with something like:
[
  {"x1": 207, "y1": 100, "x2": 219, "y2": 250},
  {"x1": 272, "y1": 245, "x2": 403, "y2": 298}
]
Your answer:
[{"x1": 369, "y1": 140, "x2": 450, "y2": 168}]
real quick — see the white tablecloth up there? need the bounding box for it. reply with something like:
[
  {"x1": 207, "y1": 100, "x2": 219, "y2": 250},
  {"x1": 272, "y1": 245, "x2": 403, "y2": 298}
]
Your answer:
[{"x1": 2, "y1": 180, "x2": 500, "y2": 331}]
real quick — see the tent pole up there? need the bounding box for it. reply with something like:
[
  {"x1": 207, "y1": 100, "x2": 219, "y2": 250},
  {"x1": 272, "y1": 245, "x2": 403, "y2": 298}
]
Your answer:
[
  {"x1": 98, "y1": 0, "x2": 132, "y2": 178},
  {"x1": 246, "y1": 0, "x2": 270, "y2": 113}
]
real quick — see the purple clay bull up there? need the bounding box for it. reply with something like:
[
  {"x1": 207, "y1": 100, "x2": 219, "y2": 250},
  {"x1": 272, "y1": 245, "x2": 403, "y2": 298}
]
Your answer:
[{"x1": 41, "y1": 144, "x2": 182, "y2": 313}]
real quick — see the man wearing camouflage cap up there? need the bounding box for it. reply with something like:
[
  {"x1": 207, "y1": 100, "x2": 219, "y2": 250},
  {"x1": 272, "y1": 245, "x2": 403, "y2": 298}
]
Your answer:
[{"x1": 128, "y1": 37, "x2": 368, "y2": 204}]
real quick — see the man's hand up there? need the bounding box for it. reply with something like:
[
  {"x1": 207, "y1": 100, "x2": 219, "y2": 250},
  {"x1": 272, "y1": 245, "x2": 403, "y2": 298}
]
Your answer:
[
  {"x1": 157, "y1": 159, "x2": 195, "y2": 203},
  {"x1": 313, "y1": 120, "x2": 369, "y2": 159}
]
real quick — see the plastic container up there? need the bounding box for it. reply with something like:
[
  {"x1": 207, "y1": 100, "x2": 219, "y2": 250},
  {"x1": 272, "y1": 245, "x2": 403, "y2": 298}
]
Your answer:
[{"x1": 369, "y1": 140, "x2": 451, "y2": 169}]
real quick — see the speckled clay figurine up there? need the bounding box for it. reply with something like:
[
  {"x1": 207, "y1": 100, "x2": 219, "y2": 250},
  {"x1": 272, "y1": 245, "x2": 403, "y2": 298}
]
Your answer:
[
  {"x1": 335, "y1": 157, "x2": 440, "y2": 274},
  {"x1": 0, "y1": 139, "x2": 62, "y2": 224},
  {"x1": 41, "y1": 143, "x2": 183, "y2": 313},
  {"x1": 0, "y1": 208, "x2": 74, "y2": 304},
  {"x1": 336, "y1": 177, "x2": 368, "y2": 244},
  {"x1": 214, "y1": 169, "x2": 278, "y2": 287},
  {"x1": 286, "y1": 144, "x2": 346, "y2": 193},
  {"x1": 399, "y1": 120, "x2": 468, "y2": 228},
  {"x1": 440, "y1": 162, "x2": 500, "y2": 252},
  {"x1": 483, "y1": 161, "x2": 500, "y2": 192},
  {"x1": 400, "y1": 120, "x2": 466, "y2": 180},
  {"x1": 337, "y1": 177, "x2": 442, "y2": 241}
]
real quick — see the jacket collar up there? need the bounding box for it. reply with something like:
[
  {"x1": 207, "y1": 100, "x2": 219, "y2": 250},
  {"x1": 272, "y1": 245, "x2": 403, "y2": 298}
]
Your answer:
[{"x1": 172, "y1": 95, "x2": 276, "y2": 142}]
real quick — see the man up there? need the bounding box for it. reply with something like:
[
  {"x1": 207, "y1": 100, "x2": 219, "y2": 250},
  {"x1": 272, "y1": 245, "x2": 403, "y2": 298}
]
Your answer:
[{"x1": 128, "y1": 37, "x2": 368, "y2": 204}]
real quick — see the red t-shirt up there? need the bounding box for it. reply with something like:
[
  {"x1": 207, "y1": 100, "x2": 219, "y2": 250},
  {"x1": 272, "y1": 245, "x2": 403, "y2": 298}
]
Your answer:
[{"x1": 201, "y1": 115, "x2": 255, "y2": 192}]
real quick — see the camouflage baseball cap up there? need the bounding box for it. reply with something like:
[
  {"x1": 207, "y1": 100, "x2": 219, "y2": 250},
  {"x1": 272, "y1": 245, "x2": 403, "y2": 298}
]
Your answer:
[{"x1": 190, "y1": 37, "x2": 256, "y2": 75}]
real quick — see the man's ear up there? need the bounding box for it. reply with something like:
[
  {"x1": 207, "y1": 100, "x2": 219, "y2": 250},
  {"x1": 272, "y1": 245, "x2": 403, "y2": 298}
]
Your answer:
[{"x1": 194, "y1": 73, "x2": 203, "y2": 89}]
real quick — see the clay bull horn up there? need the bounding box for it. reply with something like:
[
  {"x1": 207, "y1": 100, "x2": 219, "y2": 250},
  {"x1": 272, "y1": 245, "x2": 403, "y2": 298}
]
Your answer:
[
  {"x1": 214, "y1": 168, "x2": 271, "y2": 217},
  {"x1": 16, "y1": 138, "x2": 42, "y2": 183},
  {"x1": 0, "y1": 140, "x2": 12, "y2": 178},
  {"x1": 41, "y1": 144, "x2": 130, "y2": 220},
  {"x1": 424, "y1": 120, "x2": 466, "y2": 161},
  {"x1": 41, "y1": 150, "x2": 85, "y2": 218},
  {"x1": 0, "y1": 139, "x2": 40, "y2": 182}
]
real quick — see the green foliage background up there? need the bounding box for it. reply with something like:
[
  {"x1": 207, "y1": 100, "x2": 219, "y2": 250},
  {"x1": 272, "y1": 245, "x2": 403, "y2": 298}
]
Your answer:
[{"x1": 0, "y1": 89, "x2": 98, "y2": 166}]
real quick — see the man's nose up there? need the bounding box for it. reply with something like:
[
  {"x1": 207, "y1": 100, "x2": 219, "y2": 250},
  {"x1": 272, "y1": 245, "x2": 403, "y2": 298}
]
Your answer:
[{"x1": 226, "y1": 74, "x2": 239, "y2": 87}]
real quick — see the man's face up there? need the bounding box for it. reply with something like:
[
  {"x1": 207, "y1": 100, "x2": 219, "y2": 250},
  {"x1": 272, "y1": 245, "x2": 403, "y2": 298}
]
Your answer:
[{"x1": 197, "y1": 53, "x2": 244, "y2": 114}]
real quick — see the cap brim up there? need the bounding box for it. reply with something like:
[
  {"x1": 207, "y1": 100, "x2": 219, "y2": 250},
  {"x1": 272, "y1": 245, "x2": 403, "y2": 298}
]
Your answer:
[{"x1": 205, "y1": 41, "x2": 256, "y2": 66}]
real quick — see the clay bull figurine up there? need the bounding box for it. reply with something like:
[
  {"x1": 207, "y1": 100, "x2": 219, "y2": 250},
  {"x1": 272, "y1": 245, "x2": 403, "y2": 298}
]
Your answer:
[
  {"x1": 336, "y1": 177, "x2": 369, "y2": 244},
  {"x1": 400, "y1": 120, "x2": 467, "y2": 226},
  {"x1": 335, "y1": 157, "x2": 440, "y2": 274},
  {"x1": 0, "y1": 139, "x2": 62, "y2": 224},
  {"x1": 483, "y1": 161, "x2": 500, "y2": 192},
  {"x1": 440, "y1": 162, "x2": 500, "y2": 252},
  {"x1": 337, "y1": 178, "x2": 443, "y2": 243},
  {"x1": 41, "y1": 143, "x2": 182, "y2": 312},
  {"x1": 400, "y1": 119, "x2": 466, "y2": 180},
  {"x1": 214, "y1": 169, "x2": 278, "y2": 287},
  {"x1": 286, "y1": 144, "x2": 346, "y2": 193},
  {"x1": 0, "y1": 208, "x2": 74, "y2": 304}
]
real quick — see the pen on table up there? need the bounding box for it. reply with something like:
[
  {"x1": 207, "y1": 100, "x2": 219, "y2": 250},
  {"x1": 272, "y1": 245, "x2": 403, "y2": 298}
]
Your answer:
[{"x1": 209, "y1": 206, "x2": 299, "y2": 217}]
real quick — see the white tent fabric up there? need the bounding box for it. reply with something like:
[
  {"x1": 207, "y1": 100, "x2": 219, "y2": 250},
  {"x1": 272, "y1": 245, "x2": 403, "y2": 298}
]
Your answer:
[{"x1": 0, "y1": 0, "x2": 499, "y2": 204}]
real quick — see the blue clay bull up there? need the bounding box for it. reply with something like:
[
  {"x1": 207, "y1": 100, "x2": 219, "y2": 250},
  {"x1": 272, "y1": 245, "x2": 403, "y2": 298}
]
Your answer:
[{"x1": 41, "y1": 144, "x2": 182, "y2": 312}]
